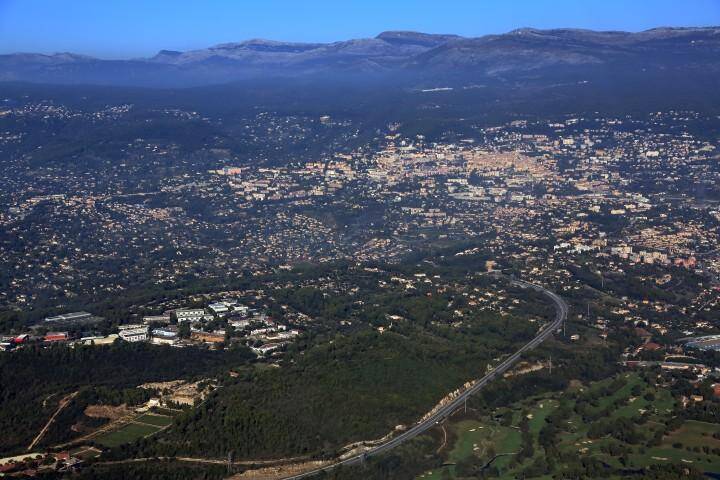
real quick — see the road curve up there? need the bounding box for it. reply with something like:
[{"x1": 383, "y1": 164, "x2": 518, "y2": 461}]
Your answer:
[{"x1": 282, "y1": 278, "x2": 568, "y2": 479}]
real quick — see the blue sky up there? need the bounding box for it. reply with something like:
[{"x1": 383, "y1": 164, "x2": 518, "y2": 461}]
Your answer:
[{"x1": 1, "y1": 0, "x2": 719, "y2": 58}]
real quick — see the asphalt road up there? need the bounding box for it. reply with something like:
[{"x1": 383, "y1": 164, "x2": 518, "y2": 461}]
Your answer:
[{"x1": 282, "y1": 278, "x2": 568, "y2": 479}]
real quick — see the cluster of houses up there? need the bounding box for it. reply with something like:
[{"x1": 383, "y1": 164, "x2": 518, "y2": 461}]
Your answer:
[
  {"x1": 0, "y1": 451, "x2": 86, "y2": 477},
  {"x1": 1, "y1": 299, "x2": 301, "y2": 357}
]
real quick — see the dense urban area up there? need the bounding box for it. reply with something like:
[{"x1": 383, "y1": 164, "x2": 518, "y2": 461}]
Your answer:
[{"x1": 1, "y1": 72, "x2": 720, "y2": 479}]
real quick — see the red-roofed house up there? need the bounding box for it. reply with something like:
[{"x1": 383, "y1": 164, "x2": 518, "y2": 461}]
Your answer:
[
  {"x1": 44, "y1": 332, "x2": 69, "y2": 343},
  {"x1": 641, "y1": 342, "x2": 663, "y2": 352}
]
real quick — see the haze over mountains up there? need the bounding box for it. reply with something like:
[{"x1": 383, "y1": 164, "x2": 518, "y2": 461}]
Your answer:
[{"x1": 1, "y1": 26, "x2": 719, "y2": 88}]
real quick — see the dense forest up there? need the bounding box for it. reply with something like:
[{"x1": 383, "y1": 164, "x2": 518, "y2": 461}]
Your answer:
[
  {"x1": 0, "y1": 342, "x2": 253, "y2": 455},
  {"x1": 105, "y1": 309, "x2": 537, "y2": 460}
]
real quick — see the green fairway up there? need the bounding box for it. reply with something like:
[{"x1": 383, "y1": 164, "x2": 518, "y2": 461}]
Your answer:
[
  {"x1": 417, "y1": 419, "x2": 521, "y2": 479},
  {"x1": 627, "y1": 444, "x2": 720, "y2": 473},
  {"x1": 527, "y1": 398, "x2": 558, "y2": 436},
  {"x1": 417, "y1": 370, "x2": 720, "y2": 479},
  {"x1": 664, "y1": 420, "x2": 720, "y2": 448},
  {"x1": 449, "y1": 420, "x2": 492, "y2": 461}
]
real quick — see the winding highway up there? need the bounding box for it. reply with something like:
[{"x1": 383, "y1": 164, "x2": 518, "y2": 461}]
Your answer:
[{"x1": 282, "y1": 278, "x2": 568, "y2": 479}]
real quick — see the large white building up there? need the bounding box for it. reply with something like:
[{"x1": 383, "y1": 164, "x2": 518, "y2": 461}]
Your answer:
[
  {"x1": 143, "y1": 315, "x2": 171, "y2": 325},
  {"x1": 118, "y1": 324, "x2": 149, "y2": 342},
  {"x1": 174, "y1": 309, "x2": 206, "y2": 323},
  {"x1": 229, "y1": 318, "x2": 251, "y2": 329},
  {"x1": 208, "y1": 303, "x2": 229, "y2": 314}
]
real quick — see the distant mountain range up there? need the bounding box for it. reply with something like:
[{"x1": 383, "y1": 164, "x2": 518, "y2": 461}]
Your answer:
[{"x1": 1, "y1": 27, "x2": 719, "y2": 88}]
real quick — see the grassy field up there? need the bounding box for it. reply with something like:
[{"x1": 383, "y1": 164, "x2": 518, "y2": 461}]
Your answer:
[
  {"x1": 135, "y1": 413, "x2": 173, "y2": 427},
  {"x1": 89, "y1": 409, "x2": 176, "y2": 450},
  {"x1": 96, "y1": 422, "x2": 162, "y2": 448}
]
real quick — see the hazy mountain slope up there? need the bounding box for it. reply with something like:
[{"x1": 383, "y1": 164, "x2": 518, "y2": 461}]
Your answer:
[{"x1": 0, "y1": 27, "x2": 718, "y2": 87}]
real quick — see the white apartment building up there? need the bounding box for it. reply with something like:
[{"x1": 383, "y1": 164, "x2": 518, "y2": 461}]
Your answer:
[{"x1": 118, "y1": 324, "x2": 149, "y2": 342}]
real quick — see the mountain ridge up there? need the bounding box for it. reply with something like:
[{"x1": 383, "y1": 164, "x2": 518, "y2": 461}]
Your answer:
[{"x1": 1, "y1": 26, "x2": 718, "y2": 87}]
